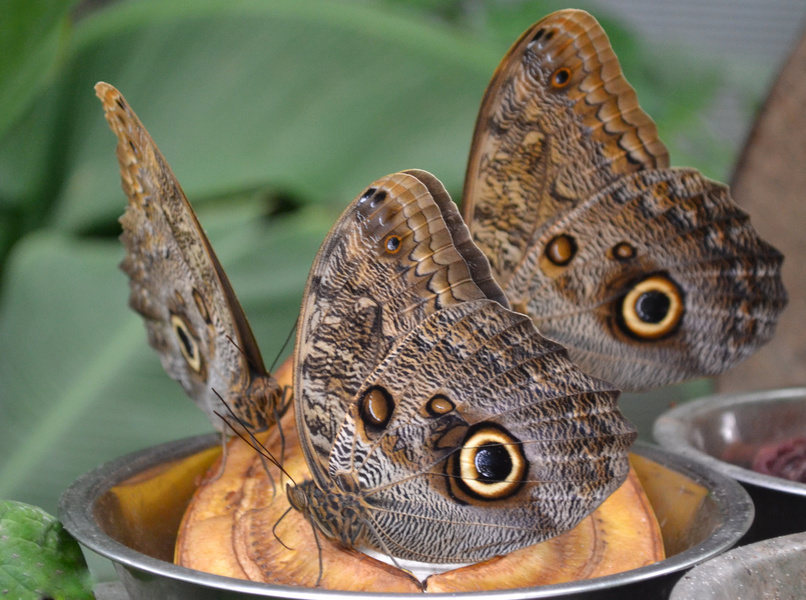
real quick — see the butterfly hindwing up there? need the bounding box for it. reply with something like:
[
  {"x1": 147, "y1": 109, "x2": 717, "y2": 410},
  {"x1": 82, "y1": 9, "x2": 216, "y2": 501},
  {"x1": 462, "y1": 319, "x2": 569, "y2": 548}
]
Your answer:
[{"x1": 461, "y1": 10, "x2": 786, "y2": 390}]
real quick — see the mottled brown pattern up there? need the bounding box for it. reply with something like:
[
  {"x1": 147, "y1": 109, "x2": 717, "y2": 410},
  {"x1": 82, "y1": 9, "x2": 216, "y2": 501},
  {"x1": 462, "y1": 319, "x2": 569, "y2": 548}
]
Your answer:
[
  {"x1": 462, "y1": 10, "x2": 787, "y2": 390},
  {"x1": 96, "y1": 83, "x2": 282, "y2": 432},
  {"x1": 291, "y1": 171, "x2": 635, "y2": 563}
]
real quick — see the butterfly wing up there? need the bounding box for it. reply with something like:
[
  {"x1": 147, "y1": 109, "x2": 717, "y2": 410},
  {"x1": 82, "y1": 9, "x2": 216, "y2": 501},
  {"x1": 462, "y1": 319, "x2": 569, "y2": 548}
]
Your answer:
[
  {"x1": 461, "y1": 10, "x2": 786, "y2": 390},
  {"x1": 295, "y1": 170, "x2": 635, "y2": 562},
  {"x1": 295, "y1": 170, "x2": 507, "y2": 484},
  {"x1": 97, "y1": 83, "x2": 281, "y2": 432}
]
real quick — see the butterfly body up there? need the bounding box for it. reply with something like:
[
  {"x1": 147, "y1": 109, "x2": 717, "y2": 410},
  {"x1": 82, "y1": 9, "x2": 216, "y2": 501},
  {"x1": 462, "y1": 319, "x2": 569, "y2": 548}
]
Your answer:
[
  {"x1": 292, "y1": 170, "x2": 635, "y2": 563},
  {"x1": 463, "y1": 10, "x2": 787, "y2": 390}
]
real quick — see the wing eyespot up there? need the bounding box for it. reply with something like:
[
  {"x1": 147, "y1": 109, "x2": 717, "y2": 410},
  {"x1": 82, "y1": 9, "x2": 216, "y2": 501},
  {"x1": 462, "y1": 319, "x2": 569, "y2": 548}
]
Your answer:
[
  {"x1": 369, "y1": 190, "x2": 387, "y2": 208},
  {"x1": 550, "y1": 67, "x2": 572, "y2": 88},
  {"x1": 359, "y1": 385, "x2": 394, "y2": 431},
  {"x1": 170, "y1": 313, "x2": 204, "y2": 374},
  {"x1": 359, "y1": 187, "x2": 377, "y2": 204},
  {"x1": 191, "y1": 289, "x2": 212, "y2": 323},
  {"x1": 425, "y1": 394, "x2": 455, "y2": 417},
  {"x1": 447, "y1": 424, "x2": 527, "y2": 501},
  {"x1": 384, "y1": 234, "x2": 402, "y2": 254},
  {"x1": 609, "y1": 241, "x2": 636, "y2": 262},
  {"x1": 617, "y1": 274, "x2": 684, "y2": 340},
  {"x1": 527, "y1": 27, "x2": 547, "y2": 47},
  {"x1": 545, "y1": 234, "x2": 577, "y2": 266}
]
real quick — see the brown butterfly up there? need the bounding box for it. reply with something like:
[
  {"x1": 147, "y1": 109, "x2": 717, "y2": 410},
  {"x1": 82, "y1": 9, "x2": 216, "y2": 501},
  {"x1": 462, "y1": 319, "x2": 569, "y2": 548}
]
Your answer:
[
  {"x1": 288, "y1": 170, "x2": 636, "y2": 564},
  {"x1": 96, "y1": 82, "x2": 284, "y2": 434},
  {"x1": 462, "y1": 9, "x2": 787, "y2": 391}
]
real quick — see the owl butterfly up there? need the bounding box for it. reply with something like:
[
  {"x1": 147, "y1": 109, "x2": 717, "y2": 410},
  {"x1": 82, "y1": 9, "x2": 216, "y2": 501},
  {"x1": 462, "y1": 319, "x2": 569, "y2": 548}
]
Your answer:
[
  {"x1": 96, "y1": 82, "x2": 283, "y2": 434},
  {"x1": 462, "y1": 9, "x2": 787, "y2": 391},
  {"x1": 288, "y1": 170, "x2": 636, "y2": 565}
]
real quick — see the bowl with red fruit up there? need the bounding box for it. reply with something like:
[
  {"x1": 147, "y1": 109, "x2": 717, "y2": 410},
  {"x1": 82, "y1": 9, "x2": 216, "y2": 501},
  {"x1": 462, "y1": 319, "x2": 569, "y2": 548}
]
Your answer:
[{"x1": 654, "y1": 387, "x2": 806, "y2": 543}]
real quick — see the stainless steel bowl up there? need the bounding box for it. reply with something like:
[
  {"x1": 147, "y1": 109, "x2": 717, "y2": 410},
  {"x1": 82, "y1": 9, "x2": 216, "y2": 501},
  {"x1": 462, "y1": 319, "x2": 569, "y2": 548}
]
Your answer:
[
  {"x1": 60, "y1": 437, "x2": 752, "y2": 599},
  {"x1": 669, "y1": 531, "x2": 806, "y2": 599},
  {"x1": 653, "y1": 387, "x2": 806, "y2": 543}
]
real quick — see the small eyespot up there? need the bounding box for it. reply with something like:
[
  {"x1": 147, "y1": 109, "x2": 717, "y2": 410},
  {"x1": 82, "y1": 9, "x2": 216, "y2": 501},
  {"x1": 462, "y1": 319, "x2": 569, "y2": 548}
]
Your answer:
[
  {"x1": 617, "y1": 274, "x2": 684, "y2": 340},
  {"x1": 610, "y1": 242, "x2": 636, "y2": 262},
  {"x1": 425, "y1": 394, "x2": 455, "y2": 417},
  {"x1": 359, "y1": 385, "x2": 394, "y2": 431},
  {"x1": 359, "y1": 187, "x2": 377, "y2": 204},
  {"x1": 170, "y1": 313, "x2": 203, "y2": 374},
  {"x1": 454, "y1": 424, "x2": 527, "y2": 500},
  {"x1": 384, "y1": 234, "x2": 402, "y2": 254},
  {"x1": 370, "y1": 190, "x2": 387, "y2": 208},
  {"x1": 545, "y1": 234, "x2": 577, "y2": 266},
  {"x1": 551, "y1": 67, "x2": 571, "y2": 88},
  {"x1": 527, "y1": 27, "x2": 546, "y2": 47},
  {"x1": 192, "y1": 289, "x2": 211, "y2": 323}
]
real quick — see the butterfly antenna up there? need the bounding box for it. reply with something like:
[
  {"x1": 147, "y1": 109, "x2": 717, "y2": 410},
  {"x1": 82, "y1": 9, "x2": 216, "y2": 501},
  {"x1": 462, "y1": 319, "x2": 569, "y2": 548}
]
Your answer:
[
  {"x1": 224, "y1": 334, "x2": 266, "y2": 376},
  {"x1": 270, "y1": 399, "x2": 288, "y2": 484},
  {"x1": 268, "y1": 319, "x2": 297, "y2": 373},
  {"x1": 215, "y1": 409, "x2": 280, "y2": 495},
  {"x1": 213, "y1": 391, "x2": 296, "y2": 491}
]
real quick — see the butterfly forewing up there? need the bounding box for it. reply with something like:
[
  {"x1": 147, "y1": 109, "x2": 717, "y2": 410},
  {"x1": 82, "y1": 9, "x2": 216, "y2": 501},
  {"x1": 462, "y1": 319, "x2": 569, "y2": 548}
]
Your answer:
[
  {"x1": 461, "y1": 10, "x2": 786, "y2": 390},
  {"x1": 295, "y1": 171, "x2": 509, "y2": 478},
  {"x1": 97, "y1": 82, "x2": 281, "y2": 432}
]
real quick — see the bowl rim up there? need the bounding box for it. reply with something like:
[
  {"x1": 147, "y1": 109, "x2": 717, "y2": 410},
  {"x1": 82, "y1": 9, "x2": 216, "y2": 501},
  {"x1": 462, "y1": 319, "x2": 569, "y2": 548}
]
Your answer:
[
  {"x1": 653, "y1": 387, "x2": 806, "y2": 496},
  {"x1": 59, "y1": 436, "x2": 752, "y2": 599}
]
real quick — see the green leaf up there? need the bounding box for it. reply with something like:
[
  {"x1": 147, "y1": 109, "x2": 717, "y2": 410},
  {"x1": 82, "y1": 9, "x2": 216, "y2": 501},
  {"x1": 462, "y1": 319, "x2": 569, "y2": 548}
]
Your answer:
[
  {"x1": 0, "y1": 0, "x2": 77, "y2": 139},
  {"x1": 0, "y1": 500, "x2": 93, "y2": 600},
  {"x1": 45, "y1": 0, "x2": 501, "y2": 232}
]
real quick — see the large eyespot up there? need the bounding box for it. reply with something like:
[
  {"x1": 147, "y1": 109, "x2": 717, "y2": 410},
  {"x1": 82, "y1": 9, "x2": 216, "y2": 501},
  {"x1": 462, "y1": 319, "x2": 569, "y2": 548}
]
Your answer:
[
  {"x1": 545, "y1": 234, "x2": 577, "y2": 266},
  {"x1": 454, "y1": 424, "x2": 527, "y2": 501},
  {"x1": 358, "y1": 385, "x2": 394, "y2": 431},
  {"x1": 618, "y1": 274, "x2": 684, "y2": 340},
  {"x1": 551, "y1": 67, "x2": 571, "y2": 88},
  {"x1": 170, "y1": 313, "x2": 204, "y2": 374}
]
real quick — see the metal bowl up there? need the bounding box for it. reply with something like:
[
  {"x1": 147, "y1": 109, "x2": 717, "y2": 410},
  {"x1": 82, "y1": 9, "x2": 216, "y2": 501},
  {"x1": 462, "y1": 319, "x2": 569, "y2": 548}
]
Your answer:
[
  {"x1": 669, "y1": 531, "x2": 806, "y2": 599},
  {"x1": 60, "y1": 437, "x2": 751, "y2": 599},
  {"x1": 653, "y1": 387, "x2": 806, "y2": 543}
]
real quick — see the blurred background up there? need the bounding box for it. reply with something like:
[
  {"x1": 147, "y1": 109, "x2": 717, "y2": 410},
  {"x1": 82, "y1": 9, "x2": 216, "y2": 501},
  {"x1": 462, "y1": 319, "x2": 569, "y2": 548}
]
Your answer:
[{"x1": 1, "y1": 0, "x2": 804, "y2": 531}]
